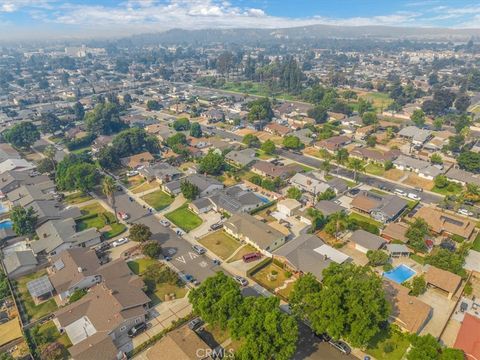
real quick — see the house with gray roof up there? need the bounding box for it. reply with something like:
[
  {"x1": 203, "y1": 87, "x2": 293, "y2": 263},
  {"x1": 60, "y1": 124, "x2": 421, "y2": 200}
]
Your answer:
[
  {"x1": 398, "y1": 126, "x2": 432, "y2": 145},
  {"x1": 7, "y1": 184, "x2": 54, "y2": 207},
  {"x1": 351, "y1": 190, "x2": 407, "y2": 223},
  {"x1": 2, "y1": 250, "x2": 38, "y2": 279},
  {"x1": 225, "y1": 148, "x2": 257, "y2": 168},
  {"x1": 315, "y1": 200, "x2": 346, "y2": 216},
  {"x1": 196, "y1": 185, "x2": 264, "y2": 215},
  {"x1": 139, "y1": 162, "x2": 183, "y2": 183},
  {"x1": 28, "y1": 200, "x2": 82, "y2": 226},
  {"x1": 289, "y1": 172, "x2": 329, "y2": 195},
  {"x1": 32, "y1": 218, "x2": 101, "y2": 257},
  {"x1": 0, "y1": 171, "x2": 53, "y2": 197},
  {"x1": 446, "y1": 167, "x2": 480, "y2": 187},
  {"x1": 224, "y1": 213, "x2": 287, "y2": 254},
  {"x1": 386, "y1": 244, "x2": 411, "y2": 257},
  {"x1": 349, "y1": 230, "x2": 386, "y2": 254},
  {"x1": 291, "y1": 128, "x2": 315, "y2": 145},
  {"x1": 163, "y1": 174, "x2": 223, "y2": 197},
  {"x1": 274, "y1": 234, "x2": 350, "y2": 280},
  {"x1": 393, "y1": 155, "x2": 443, "y2": 180}
]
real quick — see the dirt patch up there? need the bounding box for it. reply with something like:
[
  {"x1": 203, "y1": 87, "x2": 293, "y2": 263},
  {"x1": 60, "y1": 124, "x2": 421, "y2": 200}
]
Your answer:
[
  {"x1": 384, "y1": 168, "x2": 405, "y2": 181},
  {"x1": 235, "y1": 128, "x2": 256, "y2": 136},
  {"x1": 403, "y1": 174, "x2": 434, "y2": 190}
]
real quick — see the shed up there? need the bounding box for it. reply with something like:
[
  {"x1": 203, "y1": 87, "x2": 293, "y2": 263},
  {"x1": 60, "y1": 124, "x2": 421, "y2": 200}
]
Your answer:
[
  {"x1": 424, "y1": 265, "x2": 461, "y2": 300},
  {"x1": 349, "y1": 229, "x2": 386, "y2": 254},
  {"x1": 27, "y1": 275, "x2": 54, "y2": 300},
  {"x1": 386, "y1": 244, "x2": 411, "y2": 257}
]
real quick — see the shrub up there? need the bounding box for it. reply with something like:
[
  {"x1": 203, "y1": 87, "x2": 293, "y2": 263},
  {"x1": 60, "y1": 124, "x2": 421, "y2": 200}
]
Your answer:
[
  {"x1": 383, "y1": 263, "x2": 393, "y2": 271},
  {"x1": 142, "y1": 241, "x2": 162, "y2": 259}
]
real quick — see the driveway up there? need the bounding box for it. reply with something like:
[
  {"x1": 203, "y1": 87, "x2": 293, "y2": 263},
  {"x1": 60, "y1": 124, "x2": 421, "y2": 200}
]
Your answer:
[
  {"x1": 184, "y1": 211, "x2": 221, "y2": 241},
  {"x1": 419, "y1": 289, "x2": 457, "y2": 338},
  {"x1": 464, "y1": 250, "x2": 480, "y2": 272}
]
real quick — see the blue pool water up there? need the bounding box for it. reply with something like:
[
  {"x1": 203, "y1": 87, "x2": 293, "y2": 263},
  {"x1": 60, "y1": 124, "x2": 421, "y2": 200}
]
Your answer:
[
  {"x1": 256, "y1": 195, "x2": 270, "y2": 203},
  {"x1": 0, "y1": 219, "x2": 13, "y2": 230},
  {"x1": 383, "y1": 264, "x2": 416, "y2": 284}
]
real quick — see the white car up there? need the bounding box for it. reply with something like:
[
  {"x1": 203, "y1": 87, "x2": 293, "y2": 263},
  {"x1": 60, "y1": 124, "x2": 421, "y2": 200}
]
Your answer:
[
  {"x1": 160, "y1": 219, "x2": 170, "y2": 227},
  {"x1": 126, "y1": 170, "x2": 139, "y2": 177},
  {"x1": 458, "y1": 208, "x2": 474, "y2": 217},
  {"x1": 112, "y1": 237, "x2": 129, "y2": 247},
  {"x1": 407, "y1": 193, "x2": 421, "y2": 201},
  {"x1": 173, "y1": 228, "x2": 186, "y2": 236},
  {"x1": 118, "y1": 212, "x2": 129, "y2": 220},
  {"x1": 234, "y1": 276, "x2": 248, "y2": 287},
  {"x1": 394, "y1": 189, "x2": 407, "y2": 197}
]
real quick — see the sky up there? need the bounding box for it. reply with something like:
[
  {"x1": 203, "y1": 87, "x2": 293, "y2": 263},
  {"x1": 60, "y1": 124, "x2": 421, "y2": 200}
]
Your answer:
[{"x1": 2, "y1": 0, "x2": 480, "y2": 40}]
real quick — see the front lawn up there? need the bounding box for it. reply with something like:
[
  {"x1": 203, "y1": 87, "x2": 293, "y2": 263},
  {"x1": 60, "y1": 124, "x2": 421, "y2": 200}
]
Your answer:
[
  {"x1": 366, "y1": 326, "x2": 410, "y2": 360},
  {"x1": 122, "y1": 174, "x2": 145, "y2": 188},
  {"x1": 365, "y1": 163, "x2": 385, "y2": 176},
  {"x1": 432, "y1": 182, "x2": 463, "y2": 196},
  {"x1": 472, "y1": 232, "x2": 480, "y2": 252},
  {"x1": 165, "y1": 203, "x2": 202, "y2": 232},
  {"x1": 199, "y1": 231, "x2": 241, "y2": 260},
  {"x1": 76, "y1": 202, "x2": 127, "y2": 239},
  {"x1": 227, "y1": 244, "x2": 258, "y2": 263},
  {"x1": 131, "y1": 181, "x2": 159, "y2": 194},
  {"x1": 150, "y1": 283, "x2": 188, "y2": 305},
  {"x1": 15, "y1": 270, "x2": 58, "y2": 322},
  {"x1": 64, "y1": 191, "x2": 92, "y2": 205},
  {"x1": 127, "y1": 258, "x2": 158, "y2": 275},
  {"x1": 141, "y1": 190, "x2": 174, "y2": 211}
]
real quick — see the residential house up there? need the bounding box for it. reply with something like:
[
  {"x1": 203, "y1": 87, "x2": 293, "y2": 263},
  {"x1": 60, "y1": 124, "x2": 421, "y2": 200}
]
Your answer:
[
  {"x1": 350, "y1": 147, "x2": 400, "y2": 164},
  {"x1": 0, "y1": 143, "x2": 20, "y2": 162},
  {"x1": 385, "y1": 244, "x2": 411, "y2": 257},
  {"x1": 32, "y1": 218, "x2": 101, "y2": 257},
  {"x1": 252, "y1": 161, "x2": 303, "y2": 180},
  {"x1": 91, "y1": 135, "x2": 114, "y2": 153},
  {"x1": 315, "y1": 200, "x2": 346, "y2": 216},
  {"x1": 398, "y1": 126, "x2": 432, "y2": 146},
  {"x1": 314, "y1": 135, "x2": 351, "y2": 153},
  {"x1": 383, "y1": 280, "x2": 432, "y2": 334},
  {"x1": 393, "y1": 155, "x2": 443, "y2": 180},
  {"x1": 414, "y1": 206, "x2": 475, "y2": 240},
  {"x1": 224, "y1": 213, "x2": 287, "y2": 254},
  {"x1": 350, "y1": 190, "x2": 407, "y2": 223},
  {"x1": 0, "y1": 159, "x2": 35, "y2": 174},
  {"x1": 0, "y1": 171, "x2": 54, "y2": 199},
  {"x1": 349, "y1": 229, "x2": 386, "y2": 254},
  {"x1": 424, "y1": 265, "x2": 462, "y2": 299},
  {"x1": 7, "y1": 184, "x2": 54, "y2": 207},
  {"x1": 139, "y1": 162, "x2": 183, "y2": 183},
  {"x1": 163, "y1": 174, "x2": 223, "y2": 197},
  {"x1": 326, "y1": 177, "x2": 349, "y2": 194},
  {"x1": 289, "y1": 172, "x2": 329, "y2": 195},
  {"x1": 274, "y1": 234, "x2": 350, "y2": 280},
  {"x1": 28, "y1": 200, "x2": 82, "y2": 226},
  {"x1": 354, "y1": 125, "x2": 374, "y2": 140},
  {"x1": 446, "y1": 167, "x2": 480, "y2": 187},
  {"x1": 48, "y1": 248, "x2": 102, "y2": 301},
  {"x1": 264, "y1": 123, "x2": 291, "y2": 136},
  {"x1": 291, "y1": 128, "x2": 315, "y2": 146},
  {"x1": 454, "y1": 313, "x2": 480, "y2": 360},
  {"x1": 145, "y1": 124, "x2": 175, "y2": 142},
  {"x1": 145, "y1": 325, "x2": 212, "y2": 360},
  {"x1": 120, "y1": 151, "x2": 155, "y2": 169},
  {"x1": 381, "y1": 222, "x2": 409, "y2": 243},
  {"x1": 225, "y1": 148, "x2": 257, "y2": 168},
  {"x1": 2, "y1": 250, "x2": 38, "y2": 279},
  {"x1": 53, "y1": 259, "x2": 150, "y2": 360},
  {"x1": 204, "y1": 109, "x2": 224, "y2": 123},
  {"x1": 191, "y1": 185, "x2": 264, "y2": 215}
]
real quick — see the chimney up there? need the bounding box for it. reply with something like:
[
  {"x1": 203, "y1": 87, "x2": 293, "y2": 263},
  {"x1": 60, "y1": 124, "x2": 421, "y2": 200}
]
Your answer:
[{"x1": 77, "y1": 267, "x2": 83, "y2": 273}]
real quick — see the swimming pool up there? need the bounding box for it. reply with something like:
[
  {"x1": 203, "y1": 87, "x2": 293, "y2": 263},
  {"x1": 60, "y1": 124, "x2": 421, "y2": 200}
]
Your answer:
[
  {"x1": 256, "y1": 194, "x2": 270, "y2": 204},
  {"x1": 0, "y1": 219, "x2": 13, "y2": 230},
  {"x1": 383, "y1": 264, "x2": 416, "y2": 284}
]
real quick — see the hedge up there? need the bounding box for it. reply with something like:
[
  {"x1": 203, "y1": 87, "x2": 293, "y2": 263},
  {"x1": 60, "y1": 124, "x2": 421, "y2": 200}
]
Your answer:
[
  {"x1": 349, "y1": 218, "x2": 380, "y2": 235},
  {"x1": 66, "y1": 133, "x2": 96, "y2": 151},
  {"x1": 246, "y1": 257, "x2": 272, "y2": 277},
  {"x1": 250, "y1": 200, "x2": 277, "y2": 215}
]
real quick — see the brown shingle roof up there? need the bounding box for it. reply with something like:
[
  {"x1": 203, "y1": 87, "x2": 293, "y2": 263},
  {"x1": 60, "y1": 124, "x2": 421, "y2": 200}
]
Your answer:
[
  {"x1": 425, "y1": 265, "x2": 462, "y2": 294},
  {"x1": 414, "y1": 207, "x2": 475, "y2": 239},
  {"x1": 381, "y1": 222, "x2": 409, "y2": 243},
  {"x1": 350, "y1": 195, "x2": 378, "y2": 213},
  {"x1": 68, "y1": 332, "x2": 118, "y2": 360}
]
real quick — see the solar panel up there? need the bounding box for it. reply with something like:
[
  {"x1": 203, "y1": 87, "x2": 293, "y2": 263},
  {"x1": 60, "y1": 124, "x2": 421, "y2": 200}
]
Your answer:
[{"x1": 54, "y1": 259, "x2": 64, "y2": 271}]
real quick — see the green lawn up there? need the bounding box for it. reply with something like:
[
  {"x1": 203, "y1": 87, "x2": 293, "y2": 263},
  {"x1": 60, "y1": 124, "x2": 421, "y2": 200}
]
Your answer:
[
  {"x1": 472, "y1": 232, "x2": 480, "y2": 252},
  {"x1": 64, "y1": 191, "x2": 93, "y2": 205},
  {"x1": 348, "y1": 212, "x2": 383, "y2": 228},
  {"x1": 150, "y1": 283, "x2": 188, "y2": 305},
  {"x1": 131, "y1": 181, "x2": 159, "y2": 194},
  {"x1": 366, "y1": 326, "x2": 410, "y2": 360},
  {"x1": 410, "y1": 254, "x2": 426, "y2": 265},
  {"x1": 128, "y1": 258, "x2": 157, "y2": 275},
  {"x1": 15, "y1": 270, "x2": 58, "y2": 322},
  {"x1": 141, "y1": 190, "x2": 174, "y2": 211},
  {"x1": 432, "y1": 182, "x2": 463, "y2": 196},
  {"x1": 36, "y1": 320, "x2": 72, "y2": 348},
  {"x1": 165, "y1": 203, "x2": 202, "y2": 232},
  {"x1": 365, "y1": 163, "x2": 385, "y2": 176},
  {"x1": 227, "y1": 244, "x2": 258, "y2": 263},
  {"x1": 76, "y1": 202, "x2": 127, "y2": 239},
  {"x1": 199, "y1": 231, "x2": 242, "y2": 260}
]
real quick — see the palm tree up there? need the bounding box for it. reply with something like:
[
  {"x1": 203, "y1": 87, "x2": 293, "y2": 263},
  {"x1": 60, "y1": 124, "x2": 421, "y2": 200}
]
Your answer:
[
  {"x1": 348, "y1": 158, "x2": 365, "y2": 182},
  {"x1": 335, "y1": 149, "x2": 349, "y2": 175},
  {"x1": 327, "y1": 211, "x2": 349, "y2": 241},
  {"x1": 102, "y1": 176, "x2": 118, "y2": 222},
  {"x1": 320, "y1": 159, "x2": 331, "y2": 178}
]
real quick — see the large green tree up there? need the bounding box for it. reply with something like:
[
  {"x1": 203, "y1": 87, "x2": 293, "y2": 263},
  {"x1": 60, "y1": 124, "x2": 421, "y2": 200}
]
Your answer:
[
  {"x1": 3, "y1": 122, "x2": 40, "y2": 149},
  {"x1": 180, "y1": 180, "x2": 200, "y2": 200},
  {"x1": 283, "y1": 136, "x2": 303, "y2": 150},
  {"x1": 129, "y1": 223, "x2": 152, "y2": 242},
  {"x1": 243, "y1": 134, "x2": 261, "y2": 148},
  {"x1": 85, "y1": 103, "x2": 127, "y2": 135},
  {"x1": 11, "y1": 205, "x2": 38, "y2": 236},
  {"x1": 260, "y1": 139, "x2": 276, "y2": 154},
  {"x1": 247, "y1": 98, "x2": 273, "y2": 122},
  {"x1": 406, "y1": 218, "x2": 430, "y2": 253},
  {"x1": 111, "y1": 128, "x2": 159, "y2": 158},
  {"x1": 199, "y1": 151, "x2": 224, "y2": 175}
]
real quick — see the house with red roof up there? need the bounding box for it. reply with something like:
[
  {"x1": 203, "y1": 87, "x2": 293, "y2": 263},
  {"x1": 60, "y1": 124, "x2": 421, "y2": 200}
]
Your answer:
[{"x1": 454, "y1": 313, "x2": 480, "y2": 360}]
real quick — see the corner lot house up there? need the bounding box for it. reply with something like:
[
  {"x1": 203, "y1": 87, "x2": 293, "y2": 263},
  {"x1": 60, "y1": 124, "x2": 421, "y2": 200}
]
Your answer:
[
  {"x1": 424, "y1": 265, "x2": 462, "y2": 300},
  {"x1": 350, "y1": 190, "x2": 407, "y2": 223},
  {"x1": 383, "y1": 280, "x2": 432, "y2": 334},
  {"x1": 53, "y1": 259, "x2": 150, "y2": 360},
  {"x1": 414, "y1": 206, "x2": 475, "y2": 240},
  {"x1": 139, "y1": 162, "x2": 183, "y2": 183},
  {"x1": 224, "y1": 213, "x2": 287, "y2": 254},
  {"x1": 349, "y1": 229, "x2": 386, "y2": 254}
]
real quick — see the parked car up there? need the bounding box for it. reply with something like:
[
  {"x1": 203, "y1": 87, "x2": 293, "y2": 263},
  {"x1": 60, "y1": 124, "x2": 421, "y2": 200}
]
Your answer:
[
  {"x1": 349, "y1": 188, "x2": 360, "y2": 196},
  {"x1": 415, "y1": 187, "x2": 424, "y2": 193},
  {"x1": 112, "y1": 237, "x2": 129, "y2": 247},
  {"x1": 210, "y1": 222, "x2": 223, "y2": 231},
  {"x1": 128, "y1": 322, "x2": 147, "y2": 338},
  {"x1": 407, "y1": 193, "x2": 421, "y2": 201},
  {"x1": 458, "y1": 208, "x2": 474, "y2": 217},
  {"x1": 234, "y1": 276, "x2": 248, "y2": 287},
  {"x1": 160, "y1": 219, "x2": 171, "y2": 227},
  {"x1": 118, "y1": 212, "x2": 129, "y2": 220},
  {"x1": 394, "y1": 189, "x2": 407, "y2": 197},
  {"x1": 329, "y1": 340, "x2": 351, "y2": 355},
  {"x1": 174, "y1": 228, "x2": 186, "y2": 236},
  {"x1": 126, "y1": 170, "x2": 139, "y2": 177},
  {"x1": 213, "y1": 259, "x2": 221, "y2": 266},
  {"x1": 116, "y1": 185, "x2": 123, "y2": 191},
  {"x1": 242, "y1": 252, "x2": 262, "y2": 263},
  {"x1": 164, "y1": 256, "x2": 172, "y2": 261},
  {"x1": 314, "y1": 333, "x2": 331, "y2": 342},
  {"x1": 192, "y1": 245, "x2": 206, "y2": 255},
  {"x1": 188, "y1": 318, "x2": 203, "y2": 331}
]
